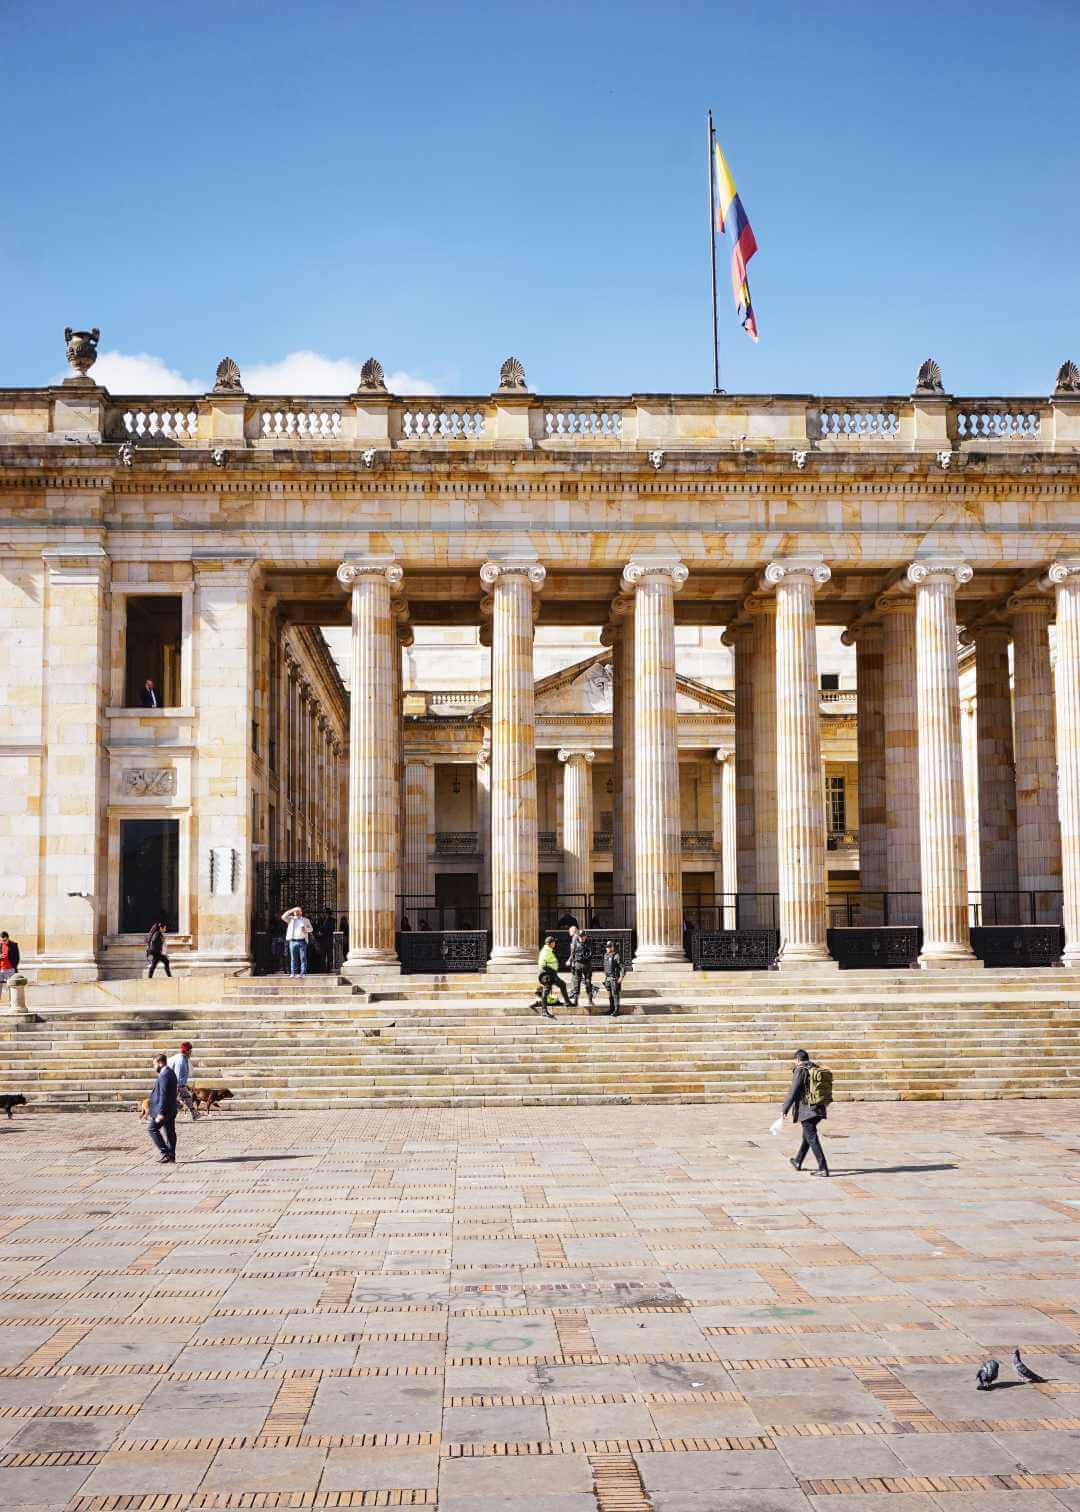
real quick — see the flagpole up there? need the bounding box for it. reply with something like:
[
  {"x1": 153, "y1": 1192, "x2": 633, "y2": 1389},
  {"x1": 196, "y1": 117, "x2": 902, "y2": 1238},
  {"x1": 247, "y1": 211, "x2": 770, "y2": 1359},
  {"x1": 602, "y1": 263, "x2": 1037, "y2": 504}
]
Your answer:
[{"x1": 707, "y1": 109, "x2": 721, "y2": 394}]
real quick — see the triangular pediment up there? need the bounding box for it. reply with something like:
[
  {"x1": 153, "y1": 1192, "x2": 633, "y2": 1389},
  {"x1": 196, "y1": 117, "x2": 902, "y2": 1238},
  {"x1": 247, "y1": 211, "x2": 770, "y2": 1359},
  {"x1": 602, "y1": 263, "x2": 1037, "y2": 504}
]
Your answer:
[{"x1": 473, "y1": 650, "x2": 733, "y2": 719}]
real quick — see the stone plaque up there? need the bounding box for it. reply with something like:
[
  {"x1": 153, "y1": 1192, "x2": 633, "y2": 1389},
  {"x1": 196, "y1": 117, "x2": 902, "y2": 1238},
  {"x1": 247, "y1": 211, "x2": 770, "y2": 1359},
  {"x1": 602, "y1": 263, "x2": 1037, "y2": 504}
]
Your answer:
[{"x1": 122, "y1": 767, "x2": 177, "y2": 796}]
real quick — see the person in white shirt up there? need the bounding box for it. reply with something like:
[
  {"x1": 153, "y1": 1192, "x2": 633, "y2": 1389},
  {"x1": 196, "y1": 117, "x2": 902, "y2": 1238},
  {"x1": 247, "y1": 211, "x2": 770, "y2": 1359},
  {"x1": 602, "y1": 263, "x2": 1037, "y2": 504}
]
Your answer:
[
  {"x1": 167, "y1": 1041, "x2": 198, "y2": 1120},
  {"x1": 282, "y1": 907, "x2": 314, "y2": 976}
]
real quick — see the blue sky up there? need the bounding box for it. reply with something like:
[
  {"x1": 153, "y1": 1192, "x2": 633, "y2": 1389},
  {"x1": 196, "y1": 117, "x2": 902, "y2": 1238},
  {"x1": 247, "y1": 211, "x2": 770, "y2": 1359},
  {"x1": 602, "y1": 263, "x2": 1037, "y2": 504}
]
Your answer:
[{"x1": 2, "y1": 0, "x2": 1078, "y2": 397}]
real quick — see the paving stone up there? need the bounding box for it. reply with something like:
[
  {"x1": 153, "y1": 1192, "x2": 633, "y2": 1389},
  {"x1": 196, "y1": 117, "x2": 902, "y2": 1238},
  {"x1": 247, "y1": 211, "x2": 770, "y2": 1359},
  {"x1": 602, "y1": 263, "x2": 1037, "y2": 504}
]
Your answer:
[
  {"x1": 0, "y1": 1464, "x2": 94, "y2": 1508},
  {"x1": 321, "y1": 1444, "x2": 440, "y2": 1490},
  {"x1": 78, "y1": 1449, "x2": 216, "y2": 1496},
  {"x1": 202, "y1": 1445, "x2": 327, "y2": 1491}
]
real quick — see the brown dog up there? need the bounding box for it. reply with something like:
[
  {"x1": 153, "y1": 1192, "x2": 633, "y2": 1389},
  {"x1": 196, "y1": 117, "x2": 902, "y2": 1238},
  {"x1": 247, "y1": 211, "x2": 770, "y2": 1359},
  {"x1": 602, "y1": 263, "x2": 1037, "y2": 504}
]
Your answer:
[{"x1": 192, "y1": 1086, "x2": 233, "y2": 1114}]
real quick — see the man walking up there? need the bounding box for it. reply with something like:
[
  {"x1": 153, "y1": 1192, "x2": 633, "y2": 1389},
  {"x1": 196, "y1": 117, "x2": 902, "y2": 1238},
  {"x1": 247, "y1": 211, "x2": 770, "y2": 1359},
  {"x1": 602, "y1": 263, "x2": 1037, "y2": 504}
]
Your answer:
[
  {"x1": 0, "y1": 931, "x2": 20, "y2": 988},
  {"x1": 602, "y1": 940, "x2": 624, "y2": 1017},
  {"x1": 281, "y1": 906, "x2": 313, "y2": 976},
  {"x1": 781, "y1": 1049, "x2": 830, "y2": 1177},
  {"x1": 568, "y1": 928, "x2": 595, "y2": 1007},
  {"x1": 534, "y1": 935, "x2": 570, "y2": 1019},
  {"x1": 147, "y1": 1054, "x2": 178, "y2": 1163},
  {"x1": 168, "y1": 1041, "x2": 198, "y2": 1120},
  {"x1": 146, "y1": 921, "x2": 171, "y2": 978}
]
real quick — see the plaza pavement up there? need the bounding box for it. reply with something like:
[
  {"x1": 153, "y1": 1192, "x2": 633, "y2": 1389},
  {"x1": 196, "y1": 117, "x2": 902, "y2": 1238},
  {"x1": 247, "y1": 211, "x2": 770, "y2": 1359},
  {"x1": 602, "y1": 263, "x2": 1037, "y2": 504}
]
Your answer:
[{"x1": 0, "y1": 1100, "x2": 1078, "y2": 1511}]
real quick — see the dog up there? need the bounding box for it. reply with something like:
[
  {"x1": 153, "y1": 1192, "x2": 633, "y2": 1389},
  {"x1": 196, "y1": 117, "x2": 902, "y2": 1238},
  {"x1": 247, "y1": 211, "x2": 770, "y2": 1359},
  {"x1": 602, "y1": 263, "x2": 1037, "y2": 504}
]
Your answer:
[
  {"x1": 0, "y1": 1094, "x2": 27, "y2": 1119},
  {"x1": 191, "y1": 1086, "x2": 233, "y2": 1114}
]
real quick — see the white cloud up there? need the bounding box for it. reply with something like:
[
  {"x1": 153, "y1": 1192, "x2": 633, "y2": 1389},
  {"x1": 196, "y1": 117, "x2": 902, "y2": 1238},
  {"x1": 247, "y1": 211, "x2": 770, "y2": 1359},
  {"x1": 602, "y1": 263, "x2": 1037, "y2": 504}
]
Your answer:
[
  {"x1": 243, "y1": 351, "x2": 437, "y2": 396},
  {"x1": 53, "y1": 350, "x2": 207, "y2": 394},
  {"x1": 50, "y1": 348, "x2": 438, "y2": 397}
]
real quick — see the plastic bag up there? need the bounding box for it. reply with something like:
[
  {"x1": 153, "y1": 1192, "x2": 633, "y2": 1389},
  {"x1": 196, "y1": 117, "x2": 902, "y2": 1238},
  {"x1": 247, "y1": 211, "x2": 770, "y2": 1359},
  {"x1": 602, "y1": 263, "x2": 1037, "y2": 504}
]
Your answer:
[{"x1": 769, "y1": 1117, "x2": 783, "y2": 1137}]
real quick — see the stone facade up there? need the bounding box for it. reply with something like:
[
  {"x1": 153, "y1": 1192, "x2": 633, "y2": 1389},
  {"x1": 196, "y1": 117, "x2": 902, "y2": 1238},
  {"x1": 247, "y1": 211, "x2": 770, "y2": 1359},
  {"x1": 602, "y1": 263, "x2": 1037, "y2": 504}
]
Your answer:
[{"x1": 2, "y1": 356, "x2": 1078, "y2": 977}]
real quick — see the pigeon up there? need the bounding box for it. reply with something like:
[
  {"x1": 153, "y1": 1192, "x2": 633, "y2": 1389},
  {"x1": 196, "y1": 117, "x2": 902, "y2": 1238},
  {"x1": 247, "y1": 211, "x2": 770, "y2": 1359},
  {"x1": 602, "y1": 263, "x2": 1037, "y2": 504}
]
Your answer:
[
  {"x1": 976, "y1": 1359, "x2": 999, "y2": 1391},
  {"x1": 1013, "y1": 1349, "x2": 1047, "y2": 1384}
]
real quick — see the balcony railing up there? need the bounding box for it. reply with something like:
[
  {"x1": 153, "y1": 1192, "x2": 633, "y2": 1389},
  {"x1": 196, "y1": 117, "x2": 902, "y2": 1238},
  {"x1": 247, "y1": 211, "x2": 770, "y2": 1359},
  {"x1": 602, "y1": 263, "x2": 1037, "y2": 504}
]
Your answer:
[
  {"x1": 681, "y1": 831, "x2": 714, "y2": 853},
  {"x1": 594, "y1": 830, "x2": 613, "y2": 852},
  {"x1": 826, "y1": 829, "x2": 859, "y2": 851},
  {"x1": 6, "y1": 384, "x2": 1077, "y2": 456},
  {"x1": 435, "y1": 832, "x2": 478, "y2": 855},
  {"x1": 539, "y1": 832, "x2": 559, "y2": 856}
]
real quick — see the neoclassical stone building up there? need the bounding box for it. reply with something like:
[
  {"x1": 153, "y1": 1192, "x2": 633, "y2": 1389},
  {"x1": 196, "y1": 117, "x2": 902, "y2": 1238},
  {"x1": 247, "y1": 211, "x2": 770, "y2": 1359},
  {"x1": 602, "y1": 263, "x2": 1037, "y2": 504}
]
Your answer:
[{"x1": 2, "y1": 337, "x2": 1078, "y2": 980}]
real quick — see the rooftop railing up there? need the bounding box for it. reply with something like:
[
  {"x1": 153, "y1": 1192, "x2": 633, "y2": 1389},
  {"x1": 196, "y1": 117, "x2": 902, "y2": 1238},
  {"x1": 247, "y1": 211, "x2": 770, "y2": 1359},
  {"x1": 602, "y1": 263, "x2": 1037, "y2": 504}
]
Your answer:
[{"x1": 3, "y1": 385, "x2": 1078, "y2": 455}]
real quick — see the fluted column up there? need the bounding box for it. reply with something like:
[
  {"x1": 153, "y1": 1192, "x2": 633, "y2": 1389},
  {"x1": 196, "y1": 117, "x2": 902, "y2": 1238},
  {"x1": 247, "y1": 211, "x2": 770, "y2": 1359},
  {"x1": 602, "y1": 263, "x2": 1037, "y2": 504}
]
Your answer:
[
  {"x1": 973, "y1": 625, "x2": 1019, "y2": 913},
  {"x1": 846, "y1": 624, "x2": 886, "y2": 913},
  {"x1": 604, "y1": 595, "x2": 635, "y2": 917},
  {"x1": 337, "y1": 558, "x2": 402, "y2": 970},
  {"x1": 1010, "y1": 590, "x2": 1061, "y2": 921},
  {"x1": 718, "y1": 750, "x2": 737, "y2": 928},
  {"x1": 1049, "y1": 562, "x2": 1080, "y2": 964},
  {"x1": 476, "y1": 736, "x2": 492, "y2": 902},
  {"x1": 961, "y1": 693, "x2": 981, "y2": 896},
  {"x1": 726, "y1": 623, "x2": 756, "y2": 898},
  {"x1": 403, "y1": 757, "x2": 435, "y2": 904},
  {"x1": 766, "y1": 559, "x2": 834, "y2": 967},
  {"x1": 559, "y1": 749, "x2": 595, "y2": 903},
  {"x1": 908, "y1": 560, "x2": 979, "y2": 968},
  {"x1": 623, "y1": 557, "x2": 687, "y2": 963},
  {"x1": 749, "y1": 598, "x2": 778, "y2": 910},
  {"x1": 881, "y1": 594, "x2": 920, "y2": 923},
  {"x1": 394, "y1": 621, "x2": 411, "y2": 911},
  {"x1": 481, "y1": 560, "x2": 545, "y2": 965}
]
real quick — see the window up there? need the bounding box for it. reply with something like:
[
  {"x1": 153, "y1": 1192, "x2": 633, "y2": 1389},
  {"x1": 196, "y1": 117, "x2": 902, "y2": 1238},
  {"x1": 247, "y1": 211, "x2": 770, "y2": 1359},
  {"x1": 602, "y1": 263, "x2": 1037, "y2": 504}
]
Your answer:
[
  {"x1": 821, "y1": 672, "x2": 840, "y2": 691},
  {"x1": 125, "y1": 596, "x2": 182, "y2": 707},
  {"x1": 828, "y1": 775, "x2": 847, "y2": 833},
  {"x1": 120, "y1": 819, "x2": 179, "y2": 934}
]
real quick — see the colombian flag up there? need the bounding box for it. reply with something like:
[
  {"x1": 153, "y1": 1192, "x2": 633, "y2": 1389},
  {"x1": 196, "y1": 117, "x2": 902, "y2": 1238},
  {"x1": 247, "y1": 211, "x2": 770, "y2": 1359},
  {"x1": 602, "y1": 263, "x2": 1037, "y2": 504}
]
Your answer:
[{"x1": 714, "y1": 140, "x2": 758, "y2": 341}]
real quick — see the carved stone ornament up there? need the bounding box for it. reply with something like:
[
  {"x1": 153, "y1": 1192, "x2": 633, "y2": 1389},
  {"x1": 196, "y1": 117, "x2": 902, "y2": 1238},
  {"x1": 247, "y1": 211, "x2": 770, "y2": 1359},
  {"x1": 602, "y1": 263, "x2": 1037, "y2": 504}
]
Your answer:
[
  {"x1": 336, "y1": 560, "x2": 403, "y2": 590},
  {"x1": 764, "y1": 559, "x2": 831, "y2": 590},
  {"x1": 647, "y1": 449, "x2": 665, "y2": 470},
  {"x1": 791, "y1": 450, "x2": 808, "y2": 470},
  {"x1": 497, "y1": 356, "x2": 527, "y2": 391},
  {"x1": 620, "y1": 559, "x2": 689, "y2": 592},
  {"x1": 914, "y1": 357, "x2": 944, "y2": 394},
  {"x1": 358, "y1": 357, "x2": 386, "y2": 391},
  {"x1": 584, "y1": 661, "x2": 614, "y2": 713},
  {"x1": 213, "y1": 357, "x2": 243, "y2": 392},
  {"x1": 1055, "y1": 359, "x2": 1080, "y2": 395},
  {"x1": 64, "y1": 327, "x2": 100, "y2": 377},
  {"x1": 117, "y1": 441, "x2": 134, "y2": 467},
  {"x1": 906, "y1": 560, "x2": 973, "y2": 588},
  {"x1": 122, "y1": 767, "x2": 177, "y2": 797},
  {"x1": 479, "y1": 561, "x2": 546, "y2": 591},
  {"x1": 558, "y1": 747, "x2": 596, "y2": 765}
]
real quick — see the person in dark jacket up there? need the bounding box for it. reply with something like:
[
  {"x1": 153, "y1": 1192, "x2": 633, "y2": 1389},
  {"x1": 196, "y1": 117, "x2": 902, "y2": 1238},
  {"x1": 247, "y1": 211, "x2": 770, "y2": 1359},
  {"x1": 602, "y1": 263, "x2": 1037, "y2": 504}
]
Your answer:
[
  {"x1": 0, "y1": 931, "x2": 20, "y2": 986},
  {"x1": 146, "y1": 921, "x2": 171, "y2": 978},
  {"x1": 568, "y1": 929, "x2": 595, "y2": 1007},
  {"x1": 781, "y1": 1049, "x2": 829, "y2": 1176},
  {"x1": 147, "y1": 1054, "x2": 178, "y2": 1163},
  {"x1": 139, "y1": 678, "x2": 160, "y2": 708},
  {"x1": 602, "y1": 941, "x2": 624, "y2": 1017}
]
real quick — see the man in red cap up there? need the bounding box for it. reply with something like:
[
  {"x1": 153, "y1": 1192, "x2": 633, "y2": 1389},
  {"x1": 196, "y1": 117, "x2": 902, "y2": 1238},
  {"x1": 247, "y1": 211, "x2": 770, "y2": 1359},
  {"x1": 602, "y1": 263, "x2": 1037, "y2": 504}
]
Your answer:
[{"x1": 167, "y1": 1042, "x2": 197, "y2": 1120}]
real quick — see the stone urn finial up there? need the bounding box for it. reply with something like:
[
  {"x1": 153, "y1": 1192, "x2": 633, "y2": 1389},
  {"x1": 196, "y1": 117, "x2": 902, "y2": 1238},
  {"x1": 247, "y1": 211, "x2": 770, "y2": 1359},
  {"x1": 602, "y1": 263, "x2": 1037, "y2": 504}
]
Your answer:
[
  {"x1": 1055, "y1": 359, "x2": 1080, "y2": 395},
  {"x1": 914, "y1": 357, "x2": 944, "y2": 394},
  {"x1": 358, "y1": 357, "x2": 386, "y2": 392},
  {"x1": 64, "y1": 326, "x2": 100, "y2": 379},
  {"x1": 498, "y1": 356, "x2": 527, "y2": 391},
  {"x1": 213, "y1": 357, "x2": 243, "y2": 392}
]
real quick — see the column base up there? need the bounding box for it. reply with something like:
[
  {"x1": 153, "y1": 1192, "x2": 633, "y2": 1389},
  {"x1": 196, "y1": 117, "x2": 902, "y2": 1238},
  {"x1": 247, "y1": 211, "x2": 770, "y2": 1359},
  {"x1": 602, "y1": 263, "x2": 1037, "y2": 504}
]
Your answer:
[
  {"x1": 633, "y1": 945, "x2": 687, "y2": 965},
  {"x1": 342, "y1": 950, "x2": 399, "y2": 983},
  {"x1": 916, "y1": 950, "x2": 984, "y2": 971},
  {"x1": 1059, "y1": 948, "x2": 1080, "y2": 969},
  {"x1": 775, "y1": 951, "x2": 839, "y2": 974},
  {"x1": 488, "y1": 950, "x2": 536, "y2": 972}
]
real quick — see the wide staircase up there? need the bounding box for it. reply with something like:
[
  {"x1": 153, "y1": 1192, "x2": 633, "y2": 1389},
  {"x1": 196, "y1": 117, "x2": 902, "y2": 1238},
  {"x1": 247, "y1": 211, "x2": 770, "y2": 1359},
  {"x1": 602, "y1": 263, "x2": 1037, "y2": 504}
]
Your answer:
[{"x1": 2, "y1": 968, "x2": 1080, "y2": 1110}]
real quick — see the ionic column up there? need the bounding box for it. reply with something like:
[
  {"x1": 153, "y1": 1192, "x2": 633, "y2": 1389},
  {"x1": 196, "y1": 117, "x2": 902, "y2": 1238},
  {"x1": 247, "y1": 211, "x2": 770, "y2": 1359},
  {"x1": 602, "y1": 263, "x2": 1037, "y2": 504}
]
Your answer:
[
  {"x1": 403, "y1": 757, "x2": 435, "y2": 902},
  {"x1": 845, "y1": 623, "x2": 886, "y2": 913},
  {"x1": 1009, "y1": 590, "x2": 1061, "y2": 921},
  {"x1": 972, "y1": 625, "x2": 1019, "y2": 913},
  {"x1": 961, "y1": 693, "x2": 981, "y2": 896},
  {"x1": 907, "y1": 560, "x2": 979, "y2": 968},
  {"x1": 480, "y1": 560, "x2": 545, "y2": 965},
  {"x1": 558, "y1": 749, "x2": 595, "y2": 904},
  {"x1": 1048, "y1": 561, "x2": 1080, "y2": 963},
  {"x1": 749, "y1": 597, "x2": 778, "y2": 903},
  {"x1": 718, "y1": 750, "x2": 737, "y2": 928},
  {"x1": 623, "y1": 557, "x2": 688, "y2": 963},
  {"x1": 476, "y1": 735, "x2": 492, "y2": 901},
  {"x1": 394, "y1": 621, "x2": 412, "y2": 912},
  {"x1": 880, "y1": 593, "x2": 920, "y2": 923},
  {"x1": 603, "y1": 594, "x2": 635, "y2": 915},
  {"x1": 336, "y1": 558, "x2": 403, "y2": 970},
  {"x1": 765, "y1": 559, "x2": 834, "y2": 967},
  {"x1": 724, "y1": 623, "x2": 756, "y2": 898}
]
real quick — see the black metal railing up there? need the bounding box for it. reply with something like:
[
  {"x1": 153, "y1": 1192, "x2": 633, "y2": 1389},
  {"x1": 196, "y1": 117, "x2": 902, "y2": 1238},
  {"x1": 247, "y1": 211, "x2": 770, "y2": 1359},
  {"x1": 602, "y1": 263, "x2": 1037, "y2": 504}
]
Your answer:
[
  {"x1": 826, "y1": 891, "x2": 923, "y2": 927},
  {"x1": 396, "y1": 894, "x2": 490, "y2": 932},
  {"x1": 435, "y1": 832, "x2": 479, "y2": 855},
  {"x1": 968, "y1": 890, "x2": 1064, "y2": 926},
  {"x1": 683, "y1": 894, "x2": 780, "y2": 932}
]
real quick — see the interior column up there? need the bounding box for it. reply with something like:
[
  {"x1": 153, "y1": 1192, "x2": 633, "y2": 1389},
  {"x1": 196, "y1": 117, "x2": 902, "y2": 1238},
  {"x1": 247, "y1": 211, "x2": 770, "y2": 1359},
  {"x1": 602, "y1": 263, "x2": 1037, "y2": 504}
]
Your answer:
[
  {"x1": 846, "y1": 622, "x2": 886, "y2": 918},
  {"x1": 559, "y1": 749, "x2": 595, "y2": 907},
  {"x1": 1049, "y1": 561, "x2": 1080, "y2": 964},
  {"x1": 880, "y1": 592, "x2": 921, "y2": 925},
  {"x1": 972, "y1": 624, "x2": 1019, "y2": 917},
  {"x1": 1009, "y1": 589, "x2": 1062, "y2": 922},
  {"x1": 403, "y1": 757, "x2": 435, "y2": 905}
]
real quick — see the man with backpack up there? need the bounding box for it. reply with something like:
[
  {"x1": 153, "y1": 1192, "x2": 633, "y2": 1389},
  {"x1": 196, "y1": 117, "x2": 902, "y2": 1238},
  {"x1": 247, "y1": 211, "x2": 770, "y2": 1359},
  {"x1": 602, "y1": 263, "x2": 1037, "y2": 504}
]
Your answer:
[{"x1": 781, "y1": 1049, "x2": 832, "y2": 1177}]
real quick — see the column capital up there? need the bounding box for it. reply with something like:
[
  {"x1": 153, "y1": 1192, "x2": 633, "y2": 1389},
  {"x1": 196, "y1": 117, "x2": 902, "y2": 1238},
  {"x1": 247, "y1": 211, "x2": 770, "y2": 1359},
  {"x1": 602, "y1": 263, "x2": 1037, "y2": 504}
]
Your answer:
[
  {"x1": 763, "y1": 557, "x2": 831, "y2": 592},
  {"x1": 906, "y1": 558, "x2": 973, "y2": 588},
  {"x1": 715, "y1": 747, "x2": 735, "y2": 765},
  {"x1": 336, "y1": 557, "x2": 403, "y2": 591},
  {"x1": 721, "y1": 619, "x2": 753, "y2": 647},
  {"x1": 1047, "y1": 559, "x2": 1080, "y2": 591},
  {"x1": 396, "y1": 622, "x2": 414, "y2": 648},
  {"x1": 1007, "y1": 583, "x2": 1054, "y2": 617},
  {"x1": 558, "y1": 748, "x2": 595, "y2": 766},
  {"x1": 479, "y1": 559, "x2": 546, "y2": 591},
  {"x1": 405, "y1": 755, "x2": 435, "y2": 769},
  {"x1": 620, "y1": 557, "x2": 688, "y2": 594},
  {"x1": 840, "y1": 619, "x2": 883, "y2": 647},
  {"x1": 875, "y1": 585, "x2": 916, "y2": 618}
]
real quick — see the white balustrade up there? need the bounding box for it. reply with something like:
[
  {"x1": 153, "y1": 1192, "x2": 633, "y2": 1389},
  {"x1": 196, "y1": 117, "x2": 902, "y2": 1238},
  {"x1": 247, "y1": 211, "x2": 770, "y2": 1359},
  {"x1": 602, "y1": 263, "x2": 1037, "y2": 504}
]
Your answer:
[
  {"x1": 122, "y1": 408, "x2": 198, "y2": 439},
  {"x1": 260, "y1": 409, "x2": 342, "y2": 439},
  {"x1": 955, "y1": 408, "x2": 1042, "y2": 441},
  {"x1": 544, "y1": 409, "x2": 623, "y2": 438},
  {"x1": 817, "y1": 408, "x2": 899, "y2": 440},
  {"x1": 401, "y1": 408, "x2": 485, "y2": 440}
]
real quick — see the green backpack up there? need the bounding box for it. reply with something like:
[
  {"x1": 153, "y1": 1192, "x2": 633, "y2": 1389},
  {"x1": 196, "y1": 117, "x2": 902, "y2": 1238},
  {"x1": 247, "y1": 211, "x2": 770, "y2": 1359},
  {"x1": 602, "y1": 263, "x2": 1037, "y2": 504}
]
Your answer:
[{"x1": 807, "y1": 1063, "x2": 833, "y2": 1107}]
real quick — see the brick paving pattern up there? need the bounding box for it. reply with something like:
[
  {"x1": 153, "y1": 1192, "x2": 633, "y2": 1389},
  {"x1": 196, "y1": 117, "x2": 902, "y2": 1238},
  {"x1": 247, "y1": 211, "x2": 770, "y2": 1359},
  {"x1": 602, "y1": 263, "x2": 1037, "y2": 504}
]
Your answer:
[{"x1": 0, "y1": 1100, "x2": 1077, "y2": 1509}]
